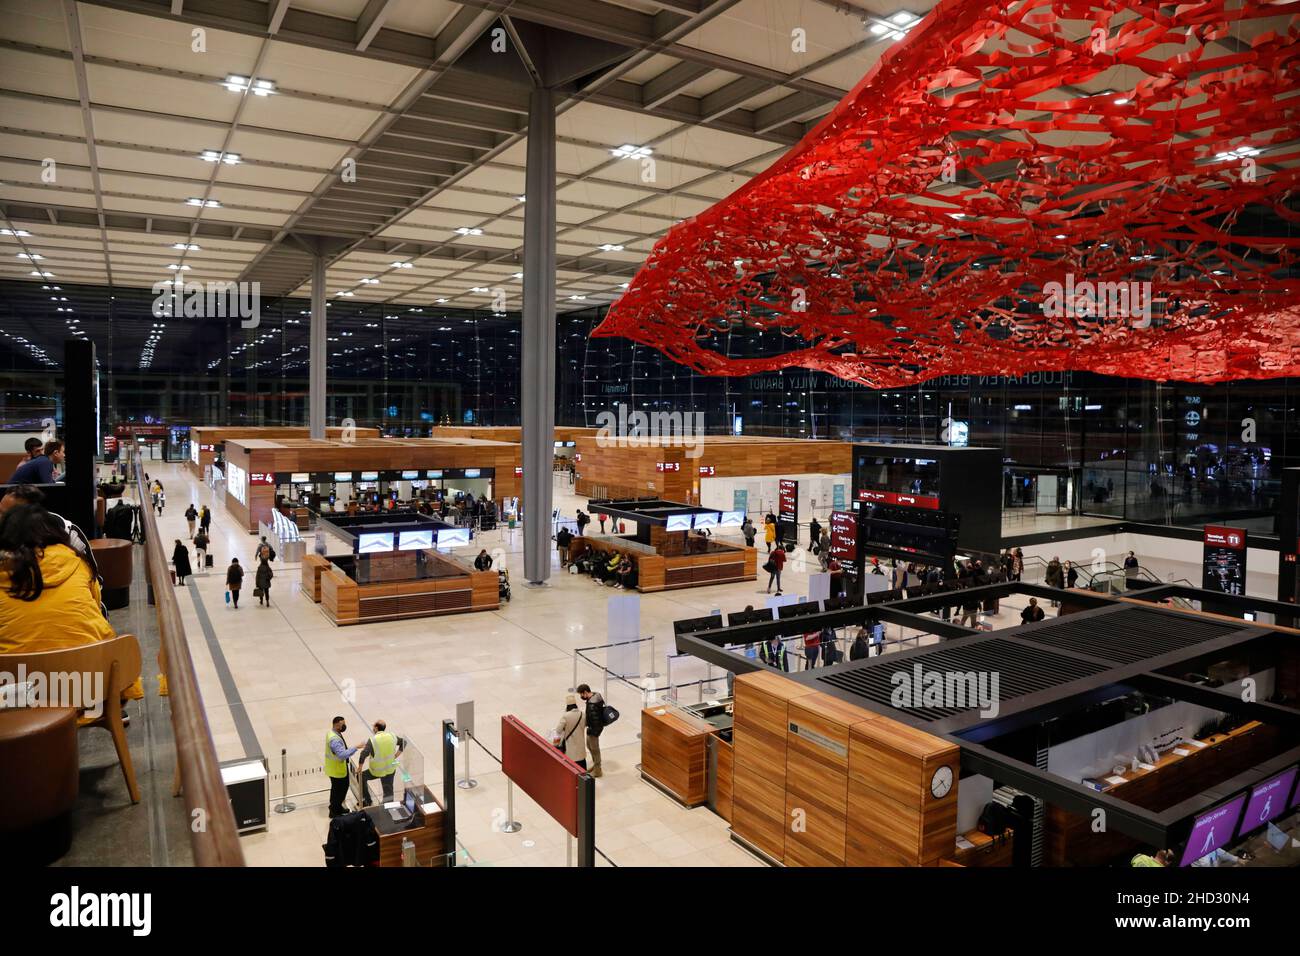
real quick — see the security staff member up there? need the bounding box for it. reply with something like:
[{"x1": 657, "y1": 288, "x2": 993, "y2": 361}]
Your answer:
[
  {"x1": 356, "y1": 719, "x2": 405, "y2": 806},
  {"x1": 325, "y1": 715, "x2": 359, "y2": 818},
  {"x1": 758, "y1": 635, "x2": 789, "y2": 671}
]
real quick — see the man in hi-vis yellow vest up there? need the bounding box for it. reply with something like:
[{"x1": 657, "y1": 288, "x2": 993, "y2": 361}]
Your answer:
[
  {"x1": 356, "y1": 719, "x2": 406, "y2": 806},
  {"x1": 326, "y1": 715, "x2": 359, "y2": 819}
]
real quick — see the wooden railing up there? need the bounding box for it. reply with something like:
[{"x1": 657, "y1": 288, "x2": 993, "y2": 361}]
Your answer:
[{"x1": 133, "y1": 458, "x2": 245, "y2": 866}]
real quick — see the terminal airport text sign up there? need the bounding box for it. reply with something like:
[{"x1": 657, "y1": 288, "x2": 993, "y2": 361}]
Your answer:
[
  {"x1": 1202, "y1": 524, "x2": 1247, "y2": 596},
  {"x1": 857, "y1": 489, "x2": 940, "y2": 510}
]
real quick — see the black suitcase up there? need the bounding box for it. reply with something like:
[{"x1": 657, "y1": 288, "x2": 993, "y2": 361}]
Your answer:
[{"x1": 205, "y1": 553, "x2": 214, "y2": 568}]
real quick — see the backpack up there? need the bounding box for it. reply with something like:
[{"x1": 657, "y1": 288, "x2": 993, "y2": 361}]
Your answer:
[
  {"x1": 977, "y1": 800, "x2": 1011, "y2": 836},
  {"x1": 601, "y1": 704, "x2": 620, "y2": 726}
]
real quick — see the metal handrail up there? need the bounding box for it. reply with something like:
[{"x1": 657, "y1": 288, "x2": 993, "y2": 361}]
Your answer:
[{"x1": 134, "y1": 452, "x2": 245, "y2": 866}]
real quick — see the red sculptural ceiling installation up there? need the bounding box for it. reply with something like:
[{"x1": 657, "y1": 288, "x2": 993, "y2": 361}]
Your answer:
[{"x1": 594, "y1": 0, "x2": 1300, "y2": 385}]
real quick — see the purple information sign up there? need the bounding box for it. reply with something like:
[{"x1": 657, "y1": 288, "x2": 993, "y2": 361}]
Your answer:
[
  {"x1": 1179, "y1": 794, "x2": 1247, "y2": 867},
  {"x1": 1242, "y1": 767, "x2": 1297, "y2": 832}
]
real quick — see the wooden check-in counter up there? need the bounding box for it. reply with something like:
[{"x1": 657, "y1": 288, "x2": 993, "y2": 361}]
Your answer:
[
  {"x1": 1043, "y1": 720, "x2": 1277, "y2": 866},
  {"x1": 727, "y1": 671, "x2": 962, "y2": 866},
  {"x1": 361, "y1": 784, "x2": 449, "y2": 867},
  {"x1": 640, "y1": 701, "x2": 734, "y2": 815},
  {"x1": 572, "y1": 534, "x2": 756, "y2": 593},
  {"x1": 318, "y1": 550, "x2": 498, "y2": 625}
]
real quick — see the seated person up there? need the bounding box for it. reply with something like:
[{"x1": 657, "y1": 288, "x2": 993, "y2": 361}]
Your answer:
[
  {"x1": 616, "y1": 558, "x2": 636, "y2": 590},
  {"x1": 0, "y1": 504, "x2": 144, "y2": 712},
  {"x1": 8, "y1": 439, "x2": 64, "y2": 484},
  {"x1": 600, "y1": 551, "x2": 622, "y2": 582}
]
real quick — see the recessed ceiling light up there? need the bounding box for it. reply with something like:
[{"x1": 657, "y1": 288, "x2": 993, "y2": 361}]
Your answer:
[
  {"x1": 170, "y1": 242, "x2": 200, "y2": 251},
  {"x1": 16, "y1": 252, "x2": 42, "y2": 260},
  {"x1": 569, "y1": 294, "x2": 587, "y2": 300},
  {"x1": 186, "y1": 198, "x2": 221, "y2": 207},
  {"x1": 610, "y1": 144, "x2": 652, "y2": 159},
  {"x1": 599, "y1": 244, "x2": 624, "y2": 252},
  {"x1": 360, "y1": 277, "x2": 379, "y2": 284},
  {"x1": 891, "y1": 11, "x2": 918, "y2": 25},
  {"x1": 224, "y1": 75, "x2": 275, "y2": 96},
  {"x1": 29, "y1": 271, "x2": 54, "y2": 278},
  {"x1": 455, "y1": 227, "x2": 483, "y2": 236},
  {"x1": 390, "y1": 261, "x2": 413, "y2": 269},
  {"x1": 512, "y1": 272, "x2": 523, "y2": 279},
  {"x1": 0, "y1": 228, "x2": 30, "y2": 237},
  {"x1": 1113, "y1": 97, "x2": 1129, "y2": 105},
  {"x1": 470, "y1": 286, "x2": 488, "y2": 293},
  {"x1": 516, "y1": 195, "x2": 526, "y2": 202},
  {"x1": 435, "y1": 298, "x2": 447, "y2": 303}
]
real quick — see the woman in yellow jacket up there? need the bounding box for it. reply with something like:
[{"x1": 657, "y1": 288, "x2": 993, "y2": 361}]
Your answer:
[
  {"x1": 763, "y1": 517, "x2": 777, "y2": 553},
  {"x1": 0, "y1": 505, "x2": 144, "y2": 703}
]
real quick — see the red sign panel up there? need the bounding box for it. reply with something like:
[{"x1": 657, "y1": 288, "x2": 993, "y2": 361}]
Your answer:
[
  {"x1": 857, "y1": 489, "x2": 940, "y2": 510},
  {"x1": 699, "y1": 465, "x2": 716, "y2": 477},
  {"x1": 656, "y1": 462, "x2": 680, "y2": 473},
  {"x1": 249, "y1": 472, "x2": 275, "y2": 486},
  {"x1": 1203, "y1": 525, "x2": 1245, "y2": 549},
  {"x1": 514, "y1": 466, "x2": 523, "y2": 476},
  {"x1": 829, "y1": 510, "x2": 857, "y2": 564},
  {"x1": 200, "y1": 444, "x2": 215, "y2": 452},
  {"x1": 501, "y1": 715, "x2": 583, "y2": 837}
]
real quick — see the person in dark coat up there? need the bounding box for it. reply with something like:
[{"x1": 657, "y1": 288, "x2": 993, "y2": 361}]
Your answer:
[
  {"x1": 172, "y1": 539, "x2": 192, "y2": 585},
  {"x1": 226, "y1": 558, "x2": 243, "y2": 608},
  {"x1": 255, "y1": 556, "x2": 274, "y2": 607},
  {"x1": 199, "y1": 505, "x2": 212, "y2": 534}
]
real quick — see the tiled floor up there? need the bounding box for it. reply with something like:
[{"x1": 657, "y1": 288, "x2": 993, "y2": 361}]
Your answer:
[{"x1": 128, "y1": 463, "x2": 1242, "y2": 867}]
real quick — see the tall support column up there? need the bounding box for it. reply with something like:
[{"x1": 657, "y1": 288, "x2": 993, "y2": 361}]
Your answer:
[
  {"x1": 522, "y1": 86, "x2": 557, "y2": 585},
  {"x1": 309, "y1": 253, "x2": 327, "y2": 439}
]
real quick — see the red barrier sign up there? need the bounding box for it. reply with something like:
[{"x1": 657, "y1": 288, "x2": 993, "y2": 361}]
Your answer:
[{"x1": 501, "y1": 715, "x2": 584, "y2": 837}]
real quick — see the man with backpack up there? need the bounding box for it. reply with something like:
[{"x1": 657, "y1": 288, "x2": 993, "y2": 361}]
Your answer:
[{"x1": 577, "y1": 683, "x2": 617, "y2": 778}]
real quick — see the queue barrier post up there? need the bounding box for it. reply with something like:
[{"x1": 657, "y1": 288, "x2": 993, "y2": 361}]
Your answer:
[
  {"x1": 569, "y1": 649, "x2": 578, "y2": 693},
  {"x1": 646, "y1": 633, "x2": 660, "y2": 678},
  {"x1": 274, "y1": 748, "x2": 296, "y2": 814},
  {"x1": 456, "y1": 729, "x2": 478, "y2": 790},
  {"x1": 501, "y1": 779, "x2": 522, "y2": 833}
]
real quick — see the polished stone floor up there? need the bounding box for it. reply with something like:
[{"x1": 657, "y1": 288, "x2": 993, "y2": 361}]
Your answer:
[{"x1": 93, "y1": 462, "x2": 1262, "y2": 867}]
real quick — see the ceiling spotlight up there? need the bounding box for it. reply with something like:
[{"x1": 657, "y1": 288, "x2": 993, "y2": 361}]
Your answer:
[
  {"x1": 225, "y1": 75, "x2": 276, "y2": 95},
  {"x1": 513, "y1": 272, "x2": 523, "y2": 279},
  {"x1": 610, "y1": 144, "x2": 652, "y2": 159},
  {"x1": 599, "y1": 244, "x2": 624, "y2": 252},
  {"x1": 171, "y1": 242, "x2": 200, "y2": 251},
  {"x1": 360, "y1": 277, "x2": 379, "y2": 284},
  {"x1": 16, "y1": 252, "x2": 42, "y2": 260},
  {"x1": 200, "y1": 150, "x2": 241, "y2": 164},
  {"x1": 0, "y1": 228, "x2": 30, "y2": 237},
  {"x1": 167, "y1": 264, "x2": 192, "y2": 271},
  {"x1": 390, "y1": 261, "x2": 413, "y2": 269},
  {"x1": 891, "y1": 11, "x2": 919, "y2": 25},
  {"x1": 29, "y1": 271, "x2": 54, "y2": 278},
  {"x1": 516, "y1": 195, "x2": 526, "y2": 202},
  {"x1": 435, "y1": 298, "x2": 447, "y2": 303},
  {"x1": 186, "y1": 198, "x2": 221, "y2": 207},
  {"x1": 455, "y1": 227, "x2": 483, "y2": 236},
  {"x1": 470, "y1": 286, "x2": 488, "y2": 293},
  {"x1": 1054, "y1": 233, "x2": 1067, "y2": 240},
  {"x1": 569, "y1": 294, "x2": 587, "y2": 300},
  {"x1": 1113, "y1": 97, "x2": 1130, "y2": 105}
]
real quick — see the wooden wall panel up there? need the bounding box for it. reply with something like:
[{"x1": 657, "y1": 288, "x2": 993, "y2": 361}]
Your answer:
[
  {"x1": 301, "y1": 554, "x2": 330, "y2": 602},
  {"x1": 715, "y1": 738, "x2": 733, "y2": 823},
  {"x1": 846, "y1": 716, "x2": 960, "y2": 866},
  {"x1": 730, "y1": 671, "x2": 818, "y2": 861},
  {"x1": 575, "y1": 437, "x2": 853, "y2": 503}
]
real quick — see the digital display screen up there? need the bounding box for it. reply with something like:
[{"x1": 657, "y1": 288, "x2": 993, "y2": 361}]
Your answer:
[
  {"x1": 692, "y1": 512, "x2": 719, "y2": 529},
  {"x1": 779, "y1": 479, "x2": 798, "y2": 528},
  {"x1": 666, "y1": 514, "x2": 692, "y2": 532},
  {"x1": 401, "y1": 470, "x2": 419, "y2": 480},
  {"x1": 361, "y1": 471, "x2": 379, "y2": 481},
  {"x1": 855, "y1": 456, "x2": 941, "y2": 500},
  {"x1": 1179, "y1": 794, "x2": 1247, "y2": 866},
  {"x1": 357, "y1": 532, "x2": 394, "y2": 554},
  {"x1": 1241, "y1": 767, "x2": 1297, "y2": 833},
  {"x1": 334, "y1": 472, "x2": 353, "y2": 482},
  {"x1": 830, "y1": 510, "x2": 858, "y2": 565},
  {"x1": 398, "y1": 529, "x2": 434, "y2": 551},
  {"x1": 427, "y1": 470, "x2": 443, "y2": 479},
  {"x1": 463, "y1": 469, "x2": 481, "y2": 478},
  {"x1": 1202, "y1": 525, "x2": 1247, "y2": 596},
  {"x1": 720, "y1": 510, "x2": 745, "y2": 527},
  {"x1": 437, "y1": 527, "x2": 471, "y2": 548},
  {"x1": 290, "y1": 473, "x2": 309, "y2": 483}
]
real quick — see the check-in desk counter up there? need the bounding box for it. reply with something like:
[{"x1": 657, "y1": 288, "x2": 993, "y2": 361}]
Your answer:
[
  {"x1": 362, "y1": 785, "x2": 448, "y2": 867},
  {"x1": 1044, "y1": 720, "x2": 1276, "y2": 866},
  {"x1": 641, "y1": 699, "x2": 734, "y2": 819}
]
